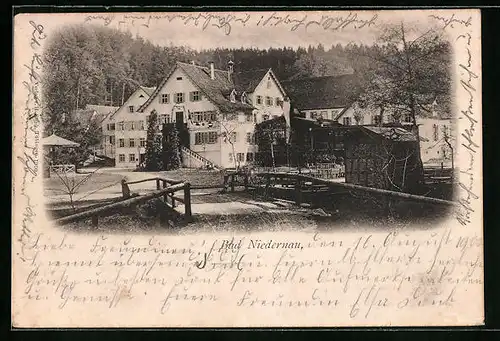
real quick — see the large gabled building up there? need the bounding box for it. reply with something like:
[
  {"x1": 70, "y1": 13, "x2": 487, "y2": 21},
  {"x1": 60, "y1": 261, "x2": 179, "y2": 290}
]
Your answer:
[{"x1": 136, "y1": 61, "x2": 290, "y2": 169}]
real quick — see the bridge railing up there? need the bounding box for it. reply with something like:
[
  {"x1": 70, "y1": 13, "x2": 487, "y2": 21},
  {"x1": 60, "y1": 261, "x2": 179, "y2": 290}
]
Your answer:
[
  {"x1": 56, "y1": 179, "x2": 192, "y2": 227},
  {"x1": 245, "y1": 171, "x2": 455, "y2": 218}
]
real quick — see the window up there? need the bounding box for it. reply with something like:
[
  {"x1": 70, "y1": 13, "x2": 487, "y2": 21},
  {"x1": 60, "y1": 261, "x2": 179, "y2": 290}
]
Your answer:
[
  {"x1": 119, "y1": 139, "x2": 125, "y2": 147},
  {"x1": 245, "y1": 113, "x2": 253, "y2": 122},
  {"x1": 241, "y1": 93, "x2": 247, "y2": 103},
  {"x1": 246, "y1": 152, "x2": 254, "y2": 162},
  {"x1": 265, "y1": 96, "x2": 272, "y2": 106},
  {"x1": 343, "y1": 117, "x2": 352, "y2": 125},
  {"x1": 263, "y1": 114, "x2": 269, "y2": 121},
  {"x1": 310, "y1": 112, "x2": 317, "y2": 119},
  {"x1": 267, "y1": 78, "x2": 272, "y2": 89},
  {"x1": 118, "y1": 122, "x2": 124, "y2": 131},
  {"x1": 159, "y1": 114, "x2": 170, "y2": 124},
  {"x1": 129, "y1": 138, "x2": 135, "y2": 148},
  {"x1": 128, "y1": 106, "x2": 134, "y2": 113},
  {"x1": 373, "y1": 115, "x2": 381, "y2": 125},
  {"x1": 175, "y1": 92, "x2": 185, "y2": 103},
  {"x1": 160, "y1": 94, "x2": 170, "y2": 104},
  {"x1": 119, "y1": 154, "x2": 125, "y2": 162},
  {"x1": 109, "y1": 123, "x2": 115, "y2": 131},
  {"x1": 246, "y1": 132, "x2": 255, "y2": 144},
  {"x1": 130, "y1": 122, "x2": 135, "y2": 130},
  {"x1": 176, "y1": 76, "x2": 183, "y2": 80},
  {"x1": 256, "y1": 95, "x2": 262, "y2": 105},
  {"x1": 320, "y1": 111, "x2": 327, "y2": 118},
  {"x1": 139, "y1": 121, "x2": 145, "y2": 130},
  {"x1": 403, "y1": 113, "x2": 412, "y2": 123},
  {"x1": 230, "y1": 91, "x2": 236, "y2": 103},
  {"x1": 433, "y1": 124, "x2": 439, "y2": 141},
  {"x1": 443, "y1": 125, "x2": 449, "y2": 137},
  {"x1": 109, "y1": 136, "x2": 115, "y2": 144},
  {"x1": 129, "y1": 154, "x2": 136, "y2": 162},
  {"x1": 275, "y1": 97, "x2": 283, "y2": 107},
  {"x1": 195, "y1": 131, "x2": 218, "y2": 145},
  {"x1": 140, "y1": 138, "x2": 146, "y2": 147},
  {"x1": 237, "y1": 153, "x2": 245, "y2": 162},
  {"x1": 229, "y1": 132, "x2": 238, "y2": 143},
  {"x1": 190, "y1": 91, "x2": 201, "y2": 102}
]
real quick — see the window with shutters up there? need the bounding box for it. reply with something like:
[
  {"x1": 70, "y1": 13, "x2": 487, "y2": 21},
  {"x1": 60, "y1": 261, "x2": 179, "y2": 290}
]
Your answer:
[
  {"x1": 129, "y1": 139, "x2": 135, "y2": 148},
  {"x1": 265, "y1": 96, "x2": 272, "y2": 106},
  {"x1": 237, "y1": 153, "x2": 245, "y2": 162},
  {"x1": 119, "y1": 139, "x2": 125, "y2": 147},
  {"x1": 129, "y1": 154, "x2": 136, "y2": 162},
  {"x1": 175, "y1": 93, "x2": 185, "y2": 103},
  {"x1": 195, "y1": 131, "x2": 218, "y2": 145},
  {"x1": 160, "y1": 94, "x2": 169, "y2": 104},
  {"x1": 190, "y1": 91, "x2": 201, "y2": 102},
  {"x1": 130, "y1": 122, "x2": 135, "y2": 130}
]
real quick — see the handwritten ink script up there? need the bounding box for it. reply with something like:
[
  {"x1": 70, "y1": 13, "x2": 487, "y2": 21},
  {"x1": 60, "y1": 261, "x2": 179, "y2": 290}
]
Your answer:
[
  {"x1": 14, "y1": 229, "x2": 483, "y2": 327},
  {"x1": 83, "y1": 12, "x2": 378, "y2": 36},
  {"x1": 17, "y1": 20, "x2": 44, "y2": 263},
  {"x1": 429, "y1": 13, "x2": 481, "y2": 226}
]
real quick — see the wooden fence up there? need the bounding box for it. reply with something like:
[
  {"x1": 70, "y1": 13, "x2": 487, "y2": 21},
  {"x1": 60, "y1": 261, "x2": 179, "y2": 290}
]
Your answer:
[{"x1": 55, "y1": 177, "x2": 192, "y2": 226}]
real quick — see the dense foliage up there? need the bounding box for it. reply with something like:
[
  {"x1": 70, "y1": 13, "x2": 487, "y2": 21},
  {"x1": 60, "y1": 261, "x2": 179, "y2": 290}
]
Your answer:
[{"x1": 144, "y1": 111, "x2": 163, "y2": 171}]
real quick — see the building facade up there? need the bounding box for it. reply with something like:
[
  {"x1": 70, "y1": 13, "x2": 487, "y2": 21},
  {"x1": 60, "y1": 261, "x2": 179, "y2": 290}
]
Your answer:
[
  {"x1": 111, "y1": 86, "x2": 156, "y2": 168},
  {"x1": 137, "y1": 61, "x2": 290, "y2": 169}
]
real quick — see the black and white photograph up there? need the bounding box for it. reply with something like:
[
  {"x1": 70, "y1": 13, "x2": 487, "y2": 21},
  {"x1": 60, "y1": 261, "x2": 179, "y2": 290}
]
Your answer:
[{"x1": 12, "y1": 9, "x2": 483, "y2": 328}]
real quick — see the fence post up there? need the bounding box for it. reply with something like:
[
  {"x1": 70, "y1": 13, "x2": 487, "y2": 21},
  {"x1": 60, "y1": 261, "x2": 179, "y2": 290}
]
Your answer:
[
  {"x1": 184, "y1": 182, "x2": 192, "y2": 220},
  {"x1": 91, "y1": 215, "x2": 98, "y2": 227},
  {"x1": 121, "y1": 179, "x2": 130, "y2": 199},
  {"x1": 265, "y1": 173, "x2": 271, "y2": 198},
  {"x1": 156, "y1": 179, "x2": 161, "y2": 190},
  {"x1": 231, "y1": 174, "x2": 235, "y2": 192},
  {"x1": 244, "y1": 173, "x2": 249, "y2": 191},
  {"x1": 163, "y1": 180, "x2": 168, "y2": 203},
  {"x1": 295, "y1": 175, "x2": 302, "y2": 206}
]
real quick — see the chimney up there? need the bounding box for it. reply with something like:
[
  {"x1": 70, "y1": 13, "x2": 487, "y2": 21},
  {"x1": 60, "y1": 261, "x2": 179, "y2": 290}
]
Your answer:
[
  {"x1": 228, "y1": 60, "x2": 234, "y2": 81},
  {"x1": 209, "y1": 61, "x2": 215, "y2": 80}
]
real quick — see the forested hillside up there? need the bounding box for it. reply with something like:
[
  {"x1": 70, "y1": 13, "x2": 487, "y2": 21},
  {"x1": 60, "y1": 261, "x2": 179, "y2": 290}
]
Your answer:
[{"x1": 43, "y1": 22, "x2": 451, "y2": 136}]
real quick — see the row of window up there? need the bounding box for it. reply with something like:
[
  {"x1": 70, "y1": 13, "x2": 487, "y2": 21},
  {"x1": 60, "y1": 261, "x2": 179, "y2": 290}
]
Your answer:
[
  {"x1": 229, "y1": 152, "x2": 254, "y2": 162},
  {"x1": 159, "y1": 91, "x2": 201, "y2": 104},
  {"x1": 117, "y1": 138, "x2": 146, "y2": 148},
  {"x1": 190, "y1": 111, "x2": 217, "y2": 123},
  {"x1": 255, "y1": 96, "x2": 283, "y2": 107},
  {"x1": 193, "y1": 131, "x2": 257, "y2": 145},
  {"x1": 118, "y1": 154, "x2": 138, "y2": 162},
  {"x1": 110, "y1": 121, "x2": 146, "y2": 131}
]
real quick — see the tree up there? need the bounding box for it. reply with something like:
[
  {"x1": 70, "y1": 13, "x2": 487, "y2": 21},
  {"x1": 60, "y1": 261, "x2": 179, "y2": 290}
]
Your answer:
[
  {"x1": 220, "y1": 114, "x2": 239, "y2": 169},
  {"x1": 349, "y1": 22, "x2": 452, "y2": 183},
  {"x1": 163, "y1": 124, "x2": 181, "y2": 170},
  {"x1": 144, "y1": 111, "x2": 163, "y2": 171}
]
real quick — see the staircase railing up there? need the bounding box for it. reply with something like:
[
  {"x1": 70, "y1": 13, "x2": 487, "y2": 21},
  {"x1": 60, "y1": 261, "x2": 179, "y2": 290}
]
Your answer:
[{"x1": 180, "y1": 146, "x2": 220, "y2": 170}]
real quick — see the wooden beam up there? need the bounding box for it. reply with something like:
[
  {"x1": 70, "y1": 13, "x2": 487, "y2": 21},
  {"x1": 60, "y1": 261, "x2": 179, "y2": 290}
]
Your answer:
[{"x1": 55, "y1": 183, "x2": 187, "y2": 225}]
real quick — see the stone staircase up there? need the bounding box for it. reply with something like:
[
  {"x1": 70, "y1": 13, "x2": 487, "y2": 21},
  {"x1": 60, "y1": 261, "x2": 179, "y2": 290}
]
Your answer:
[{"x1": 180, "y1": 146, "x2": 220, "y2": 170}]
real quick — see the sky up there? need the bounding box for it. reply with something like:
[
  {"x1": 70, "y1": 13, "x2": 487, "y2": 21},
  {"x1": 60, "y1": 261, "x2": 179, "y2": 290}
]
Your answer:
[{"x1": 17, "y1": 9, "x2": 462, "y2": 50}]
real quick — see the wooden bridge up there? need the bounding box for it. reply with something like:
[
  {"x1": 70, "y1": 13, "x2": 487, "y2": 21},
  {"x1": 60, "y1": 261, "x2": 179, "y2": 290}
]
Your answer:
[{"x1": 55, "y1": 177, "x2": 192, "y2": 227}]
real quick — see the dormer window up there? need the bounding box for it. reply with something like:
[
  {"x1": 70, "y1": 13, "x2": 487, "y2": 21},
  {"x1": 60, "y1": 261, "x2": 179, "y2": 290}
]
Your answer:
[
  {"x1": 128, "y1": 106, "x2": 134, "y2": 113},
  {"x1": 230, "y1": 90, "x2": 236, "y2": 103},
  {"x1": 241, "y1": 92, "x2": 247, "y2": 104}
]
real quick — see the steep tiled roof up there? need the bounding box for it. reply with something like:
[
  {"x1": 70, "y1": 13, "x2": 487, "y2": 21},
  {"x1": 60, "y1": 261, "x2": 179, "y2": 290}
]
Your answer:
[
  {"x1": 138, "y1": 62, "x2": 255, "y2": 113},
  {"x1": 140, "y1": 86, "x2": 157, "y2": 97},
  {"x1": 85, "y1": 104, "x2": 119, "y2": 122},
  {"x1": 231, "y1": 69, "x2": 269, "y2": 93},
  {"x1": 281, "y1": 74, "x2": 362, "y2": 111},
  {"x1": 363, "y1": 126, "x2": 417, "y2": 142}
]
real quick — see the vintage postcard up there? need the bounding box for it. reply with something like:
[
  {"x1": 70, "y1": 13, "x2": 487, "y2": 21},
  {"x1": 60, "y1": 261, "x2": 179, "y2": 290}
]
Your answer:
[{"x1": 12, "y1": 9, "x2": 483, "y2": 328}]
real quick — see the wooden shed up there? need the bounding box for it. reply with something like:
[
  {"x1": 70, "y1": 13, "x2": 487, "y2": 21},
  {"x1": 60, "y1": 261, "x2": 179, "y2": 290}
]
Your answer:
[{"x1": 342, "y1": 126, "x2": 423, "y2": 193}]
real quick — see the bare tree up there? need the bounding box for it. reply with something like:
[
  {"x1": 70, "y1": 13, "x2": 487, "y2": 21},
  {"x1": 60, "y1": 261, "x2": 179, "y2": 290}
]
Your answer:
[{"x1": 220, "y1": 114, "x2": 239, "y2": 169}]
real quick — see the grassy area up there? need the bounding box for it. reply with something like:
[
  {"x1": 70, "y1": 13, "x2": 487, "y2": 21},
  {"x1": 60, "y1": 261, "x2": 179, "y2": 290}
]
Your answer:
[
  {"x1": 44, "y1": 172, "x2": 124, "y2": 197},
  {"x1": 154, "y1": 169, "x2": 225, "y2": 188}
]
